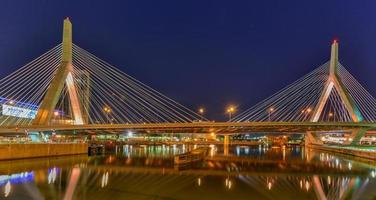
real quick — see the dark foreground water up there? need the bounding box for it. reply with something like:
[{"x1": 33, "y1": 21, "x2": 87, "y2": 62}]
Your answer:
[{"x1": 0, "y1": 145, "x2": 376, "y2": 200}]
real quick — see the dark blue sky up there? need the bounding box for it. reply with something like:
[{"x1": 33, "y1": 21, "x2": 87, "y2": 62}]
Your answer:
[{"x1": 0, "y1": 0, "x2": 376, "y2": 120}]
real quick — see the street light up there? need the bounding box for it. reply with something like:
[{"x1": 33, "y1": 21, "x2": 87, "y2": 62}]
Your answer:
[
  {"x1": 303, "y1": 107, "x2": 312, "y2": 121},
  {"x1": 103, "y1": 106, "x2": 112, "y2": 124},
  {"x1": 53, "y1": 111, "x2": 60, "y2": 123},
  {"x1": 328, "y1": 112, "x2": 333, "y2": 121},
  {"x1": 227, "y1": 106, "x2": 235, "y2": 121},
  {"x1": 268, "y1": 107, "x2": 274, "y2": 121},
  {"x1": 199, "y1": 107, "x2": 205, "y2": 121}
]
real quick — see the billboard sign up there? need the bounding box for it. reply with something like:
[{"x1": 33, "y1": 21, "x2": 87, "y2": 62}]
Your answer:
[{"x1": 2, "y1": 104, "x2": 37, "y2": 119}]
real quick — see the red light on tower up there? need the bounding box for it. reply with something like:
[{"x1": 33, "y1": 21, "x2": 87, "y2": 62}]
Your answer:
[{"x1": 332, "y1": 38, "x2": 339, "y2": 44}]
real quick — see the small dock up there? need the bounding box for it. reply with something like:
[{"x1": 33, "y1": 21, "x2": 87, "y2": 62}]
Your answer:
[{"x1": 174, "y1": 147, "x2": 210, "y2": 166}]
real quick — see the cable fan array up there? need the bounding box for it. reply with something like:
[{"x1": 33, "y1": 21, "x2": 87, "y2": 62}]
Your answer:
[
  {"x1": 233, "y1": 62, "x2": 376, "y2": 122},
  {"x1": 0, "y1": 45, "x2": 62, "y2": 126},
  {"x1": 0, "y1": 43, "x2": 203, "y2": 126},
  {"x1": 66, "y1": 44, "x2": 203, "y2": 124}
]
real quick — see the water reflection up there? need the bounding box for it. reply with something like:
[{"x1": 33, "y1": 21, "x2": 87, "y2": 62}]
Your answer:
[{"x1": 0, "y1": 145, "x2": 375, "y2": 199}]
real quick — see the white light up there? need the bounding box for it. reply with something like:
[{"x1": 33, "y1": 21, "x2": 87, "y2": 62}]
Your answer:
[
  {"x1": 127, "y1": 131, "x2": 133, "y2": 137},
  {"x1": 4, "y1": 181, "x2": 11, "y2": 197}
]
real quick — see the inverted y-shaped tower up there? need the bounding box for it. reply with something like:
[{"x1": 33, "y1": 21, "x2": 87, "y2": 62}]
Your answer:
[
  {"x1": 33, "y1": 18, "x2": 84, "y2": 125},
  {"x1": 310, "y1": 40, "x2": 363, "y2": 122}
]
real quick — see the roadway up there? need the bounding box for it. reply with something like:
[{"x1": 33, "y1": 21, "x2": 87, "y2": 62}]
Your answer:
[{"x1": 1, "y1": 121, "x2": 376, "y2": 134}]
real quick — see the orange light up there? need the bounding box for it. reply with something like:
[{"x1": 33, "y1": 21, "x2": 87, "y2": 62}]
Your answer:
[{"x1": 227, "y1": 106, "x2": 235, "y2": 113}]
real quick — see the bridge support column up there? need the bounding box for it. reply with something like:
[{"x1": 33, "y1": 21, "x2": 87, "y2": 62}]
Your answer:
[
  {"x1": 311, "y1": 40, "x2": 363, "y2": 123},
  {"x1": 33, "y1": 18, "x2": 85, "y2": 126},
  {"x1": 305, "y1": 132, "x2": 323, "y2": 146},
  {"x1": 223, "y1": 135, "x2": 230, "y2": 156},
  {"x1": 344, "y1": 128, "x2": 367, "y2": 145}
]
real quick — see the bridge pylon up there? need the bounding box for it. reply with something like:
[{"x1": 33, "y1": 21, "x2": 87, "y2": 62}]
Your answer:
[
  {"x1": 310, "y1": 40, "x2": 363, "y2": 122},
  {"x1": 33, "y1": 18, "x2": 85, "y2": 125},
  {"x1": 307, "y1": 40, "x2": 365, "y2": 145}
]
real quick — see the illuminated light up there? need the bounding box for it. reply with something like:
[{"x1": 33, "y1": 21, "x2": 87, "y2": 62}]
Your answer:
[
  {"x1": 327, "y1": 176, "x2": 331, "y2": 185},
  {"x1": 348, "y1": 162, "x2": 352, "y2": 170},
  {"x1": 371, "y1": 170, "x2": 375, "y2": 178},
  {"x1": 210, "y1": 132, "x2": 215, "y2": 137},
  {"x1": 306, "y1": 108, "x2": 312, "y2": 113},
  {"x1": 197, "y1": 178, "x2": 201, "y2": 186},
  {"x1": 127, "y1": 131, "x2": 133, "y2": 137},
  {"x1": 8, "y1": 100, "x2": 14, "y2": 105},
  {"x1": 199, "y1": 108, "x2": 204, "y2": 114},
  {"x1": 300, "y1": 180, "x2": 303, "y2": 189},
  {"x1": 348, "y1": 138, "x2": 353, "y2": 142},
  {"x1": 54, "y1": 111, "x2": 59, "y2": 117},
  {"x1": 227, "y1": 106, "x2": 236, "y2": 113}
]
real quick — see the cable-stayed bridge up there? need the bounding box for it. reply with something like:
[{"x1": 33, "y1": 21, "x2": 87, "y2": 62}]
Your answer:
[{"x1": 1, "y1": 18, "x2": 376, "y2": 145}]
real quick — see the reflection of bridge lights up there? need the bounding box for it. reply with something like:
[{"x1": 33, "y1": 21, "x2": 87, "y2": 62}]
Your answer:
[
  {"x1": 305, "y1": 180, "x2": 310, "y2": 191},
  {"x1": 266, "y1": 177, "x2": 274, "y2": 190},
  {"x1": 101, "y1": 172, "x2": 109, "y2": 188},
  {"x1": 4, "y1": 181, "x2": 10, "y2": 197},
  {"x1": 197, "y1": 178, "x2": 201, "y2": 186},
  {"x1": 267, "y1": 181, "x2": 272, "y2": 190},
  {"x1": 327, "y1": 176, "x2": 331, "y2": 185},
  {"x1": 348, "y1": 162, "x2": 352, "y2": 170},
  {"x1": 209, "y1": 144, "x2": 215, "y2": 157},
  {"x1": 371, "y1": 170, "x2": 376, "y2": 178},
  {"x1": 225, "y1": 178, "x2": 232, "y2": 189},
  {"x1": 48, "y1": 168, "x2": 58, "y2": 184}
]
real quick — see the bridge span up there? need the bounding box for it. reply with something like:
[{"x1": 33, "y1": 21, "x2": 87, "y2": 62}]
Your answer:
[{"x1": 1, "y1": 121, "x2": 376, "y2": 135}]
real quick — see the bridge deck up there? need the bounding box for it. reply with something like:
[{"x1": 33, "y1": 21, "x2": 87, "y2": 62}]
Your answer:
[{"x1": 1, "y1": 121, "x2": 376, "y2": 134}]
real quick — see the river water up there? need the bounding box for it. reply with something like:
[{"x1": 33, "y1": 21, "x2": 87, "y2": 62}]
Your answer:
[{"x1": 0, "y1": 145, "x2": 375, "y2": 200}]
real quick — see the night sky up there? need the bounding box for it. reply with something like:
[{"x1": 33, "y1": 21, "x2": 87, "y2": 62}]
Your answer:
[{"x1": 0, "y1": 1, "x2": 376, "y2": 120}]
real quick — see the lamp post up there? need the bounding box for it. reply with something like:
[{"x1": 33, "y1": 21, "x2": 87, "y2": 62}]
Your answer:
[
  {"x1": 53, "y1": 111, "x2": 60, "y2": 124},
  {"x1": 103, "y1": 106, "x2": 111, "y2": 124},
  {"x1": 227, "y1": 106, "x2": 235, "y2": 121},
  {"x1": 199, "y1": 107, "x2": 205, "y2": 121},
  {"x1": 268, "y1": 107, "x2": 274, "y2": 121},
  {"x1": 304, "y1": 107, "x2": 312, "y2": 121}
]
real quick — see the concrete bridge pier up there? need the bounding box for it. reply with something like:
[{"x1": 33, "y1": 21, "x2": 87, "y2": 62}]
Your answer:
[
  {"x1": 345, "y1": 128, "x2": 367, "y2": 145},
  {"x1": 305, "y1": 131, "x2": 323, "y2": 146}
]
